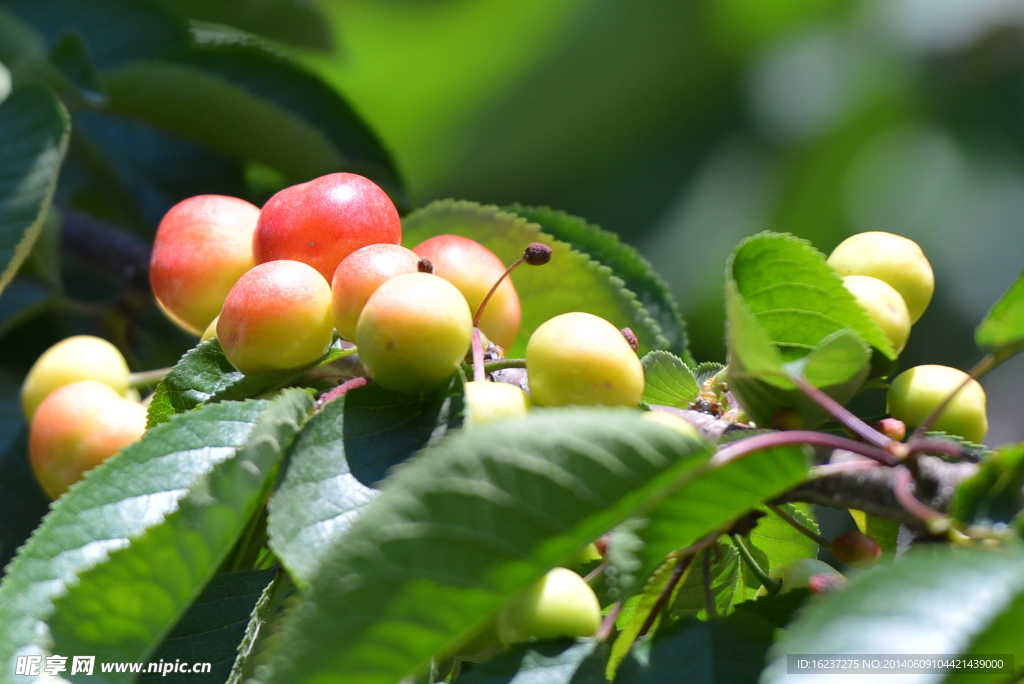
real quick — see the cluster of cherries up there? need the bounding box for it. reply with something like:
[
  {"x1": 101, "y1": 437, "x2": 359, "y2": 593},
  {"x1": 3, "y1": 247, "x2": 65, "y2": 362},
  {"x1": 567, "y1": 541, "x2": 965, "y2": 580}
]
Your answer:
[{"x1": 16, "y1": 172, "x2": 987, "y2": 647}]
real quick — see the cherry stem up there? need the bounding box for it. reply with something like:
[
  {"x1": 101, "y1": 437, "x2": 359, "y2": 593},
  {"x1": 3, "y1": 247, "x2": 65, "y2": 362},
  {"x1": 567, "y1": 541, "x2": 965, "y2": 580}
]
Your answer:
[
  {"x1": 892, "y1": 465, "x2": 946, "y2": 526},
  {"x1": 907, "y1": 353, "x2": 996, "y2": 443},
  {"x1": 484, "y1": 358, "x2": 526, "y2": 372},
  {"x1": 766, "y1": 503, "x2": 832, "y2": 547},
  {"x1": 712, "y1": 430, "x2": 900, "y2": 468},
  {"x1": 474, "y1": 258, "x2": 523, "y2": 328},
  {"x1": 129, "y1": 367, "x2": 172, "y2": 389},
  {"x1": 637, "y1": 555, "x2": 693, "y2": 638},
  {"x1": 791, "y1": 376, "x2": 892, "y2": 450},
  {"x1": 595, "y1": 602, "x2": 622, "y2": 642},
  {"x1": 472, "y1": 327, "x2": 485, "y2": 383},
  {"x1": 731, "y1": 534, "x2": 780, "y2": 595},
  {"x1": 584, "y1": 562, "x2": 607, "y2": 583},
  {"x1": 315, "y1": 377, "x2": 369, "y2": 410},
  {"x1": 702, "y1": 549, "x2": 718, "y2": 620}
]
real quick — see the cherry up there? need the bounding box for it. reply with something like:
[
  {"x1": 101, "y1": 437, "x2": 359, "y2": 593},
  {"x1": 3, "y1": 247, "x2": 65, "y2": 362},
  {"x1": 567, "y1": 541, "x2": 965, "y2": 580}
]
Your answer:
[
  {"x1": 842, "y1": 275, "x2": 911, "y2": 354},
  {"x1": 641, "y1": 410, "x2": 700, "y2": 438},
  {"x1": 767, "y1": 558, "x2": 843, "y2": 594},
  {"x1": 830, "y1": 530, "x2": 882, "y2": 568},
  {"x1": 464, "y1": 381, "x2": 530, "y2": 426},
  {"x1": 201, "y1": 315, "x2": 219, "y2": 343},
  {"x1": 886, "y1": 365, "x2": 987, "y2": 444},
  {"x1": 331, "y1": 244, "x2": 421, "y2": 341},
  {"x1": 526, "y1": 312, "x2": 644, "y2": 408},
  {"x1": 827, "y1": 231, "x2": 934, "y2": 323},
  {"x1": 21, "y1": 336, "x2": 131, "y2": 422},
  {"x1": 253, "y1": 173, "x2": 401, "y2": 282},
  {"x1": 413, "y1": 235, "x2": 521, "y2": 350},
  {"x1": 30, "y1": 380, "x2": 147, "y2": 499},
  {"x1": 356, "y1": 273, "x2": 472, "y2": 392},
  {"x1": 150, "y1": 195, "x2": 260, "y2": 335},
  {"x1": 218, "y1": 260, "x2": 334, "y2": 375},
  {"x1": 496, "y1": 567, "x2": 601, "y2": 644}
]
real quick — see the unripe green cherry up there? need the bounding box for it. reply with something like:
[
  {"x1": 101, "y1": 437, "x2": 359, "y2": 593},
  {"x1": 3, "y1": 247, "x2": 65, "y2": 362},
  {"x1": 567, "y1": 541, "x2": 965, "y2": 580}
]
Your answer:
[
  {"x1": 465, "y1": 380, "x2": 530, "y2": 426},
  {"x1": 413, "y1": 235, "x2": 521, "y2": 349},
  {"x1": 641, "y1": 410, "x2": 700, "y2": 438},
  {"x1": 831, "y1": 530, "x2": 882, "y2": 568},
  {"x1": 22, "y1": 336, "x2": 131, "y2": 422},
  {"x1": 526, "y1": 313, "x2": 644, "y2": 408},
  {"x1": 30, "y1": 380, "x2": 147, "y2": 499},
  {"x1": 769, "y1": 558, "x2": 843, "y2": 594},
  {"x1": 331, "y1": 243, "x2": 420, "y2": 341},
  {"x1": 150, "y1": 195, "x2": 260, "y2": 335},
  {"x1": 218, "y1": 260, "x2": 334, "y2": 375},
  {"x1": 496, "y1": 567, "x2": 602, "y2": 644},
  {"x1": 356, "y1": 273, "x2": 473, "y2": 393},
  {"x1": 842, "y1": 275, "x2": 911, "y2": 354},
  {"x1": 827, "y1": 231, "x2": 934, "y2": 323},
  {"x1": 886, "y1": 365, "x2": 988, "y2": 443}
]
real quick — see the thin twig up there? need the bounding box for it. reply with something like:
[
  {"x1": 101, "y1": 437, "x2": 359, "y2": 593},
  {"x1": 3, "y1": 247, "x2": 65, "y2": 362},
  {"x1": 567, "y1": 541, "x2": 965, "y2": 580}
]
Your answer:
[
  {"x1": 474, "y1": 259, "x2": 523, "y2": 327},
  {"x1": 471, "y1": 327, "x2": 485, "y2": 382},
  {"x1": 712, "y1": 430, "x2": 900, "y2": 468},
  {"x1": 792, "y1": 376, "x2": 893, "y2": 450},
  {"x1": 731, "y1": 534, "x2": 780, "y2": 595},
  {"x1": 483, "y1": 358, "x2": 526, "y2": 372},
  {"x1": 129, "y1": 367, "x2": 171, "y2": 389},
  {"x1": 702, "y1": 549, "x2": 717, "y2": 620},
  {"x1": 584, "y1": 562, "x2": 607, "y2": 583},
  {"x1": 892, "y1": 465, "x2": 946, "y2": 527},
  {"x1": 767, "y1": 503, "x2": 832, "y2": 547},
  {"x1": 595, "y1": 602, "x2": 621, "y2": 642},
  {"x1": 315, "y1": 377, "x2": 369, "y2": 410},
  {"x1": 637, "y1": 555, "x2": 694, "y2": 638}
]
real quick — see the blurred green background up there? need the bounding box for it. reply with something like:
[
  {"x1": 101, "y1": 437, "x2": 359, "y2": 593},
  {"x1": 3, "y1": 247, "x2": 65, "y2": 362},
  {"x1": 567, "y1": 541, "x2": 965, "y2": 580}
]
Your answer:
[{"x1": 294, "y1": 0, "x2": 1024, "y2": 444}]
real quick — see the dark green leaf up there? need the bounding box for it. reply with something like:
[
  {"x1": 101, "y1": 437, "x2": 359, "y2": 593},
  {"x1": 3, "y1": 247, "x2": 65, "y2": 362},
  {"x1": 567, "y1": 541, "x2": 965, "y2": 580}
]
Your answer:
[
  {"x1": 976, "y1": 268, "x2": 1024, "y2": 362},
  {"x1": 761, "y1": 547, "x2": 1024, "y2": 684},
  {"x1": 949, "y1": 442, "x2": 1024, "y2": 528},
  {"x1": 0, "y1": 84, "x2": 69, "y2": 297},
  {"x1": 632, "y1": 442, "x2": 811, "y2": 599},
  {"x1": 267, "y1": 397, "x2": 378, "y2": 586},
  {"x1": 50, "y1": 30, "x2": 105, "y2": 103},
  {"x1": 3, "y1": 0, "x2": 191, "y2": 70},
  {"x1": 402, "y1": 201, "x2": 669, "y2": 356},
  {"x1": 615, "y1": 612, "x2": 775, "y2": 684},
  {"x1": 0, "y1": 8, "x2": 53, "y2": 87},
  {"x1": 0, "y1": 373, "x2": 48, "y2": 573},
  {"x1": 641, "y1": 351, "x2": 700, "y2": 409},
  {"x1": 730, "y1": 590, "x2": 809, "y2": 630},
  {"x1": 0, "y1": 391, "x2": 312, "y2": 679},
  {"x1": 608, "y1": 559, "x2": 681, "y2": 679},
  {"x1": 250, "y1": 409, "x2": 713, "y2": 684},
  {"x1": 505, "y1": 204, "x2": 692, "y2": 363},
  {"x1": 140, "y1": 568, "x2": 279, "y2": 684},
  {"x1": 0, "y1": 277, "x2": 55, "y2": 340},
  {"x1": 693, "y1": 363, "x2": 726, "y2": 387},
  {"x1": 146, "y1": 338, "x2": 353, "y2": 427},
  {"x1": 171, "y1": 0, "x2": 333, "y2": 51},
  {"x1": 667, "y1": 543, "x2": 741, "y2": 622},
  {"x1": 457, "y1": 639, "x2": 608, "y2": 684}
]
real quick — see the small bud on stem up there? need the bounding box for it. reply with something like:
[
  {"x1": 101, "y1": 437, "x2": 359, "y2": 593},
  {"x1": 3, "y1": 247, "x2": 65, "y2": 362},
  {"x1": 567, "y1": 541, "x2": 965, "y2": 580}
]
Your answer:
[
  {"x1": 417, "y1": 257, "x2": 434, "y2": 274},
  {"x1": 620, "y1": 327, "x2": 638, "y2": 352},
  {"x1": 523, "y1": 242, "x2": 552, "y2": 265}
]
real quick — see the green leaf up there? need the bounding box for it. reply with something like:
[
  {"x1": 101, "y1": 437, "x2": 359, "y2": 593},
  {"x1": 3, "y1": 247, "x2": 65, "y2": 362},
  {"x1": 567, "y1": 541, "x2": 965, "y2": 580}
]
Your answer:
[
  {"x1": 171, "y1": 0, "x2": 334, "y2": 51},
  {"x1": 267, "y1": 397, "x2": 378, "y2": 587},
  {"x1": 694, "y1": 362, "x2": 726, "y2": 387},
  {"x1": 632, "y1": 442, "x2": 811, "y2": 599},
  {"x1": 849, "y1": 509, "x2": 900, "y2": 556},
  {"x1": 146, "y1": 338, "x2": 354, "y2": 427},
  {"x1": 733, "y1": 505, "x2": 819, "y2": 600},
  {"x1": 725, "y1": 232, "x2": 877, "y2": 428},
  {"x1": 0, "y1": 84, "x2": 69, "y2": 297},
  {"x1": 50, "y1": 31, "x2": 106, "y2": 104},
  {"x1": 102, "y1": 42, "x2": 403, "y2": 194},
  {"x1": 949, "y1": 442, "x2": 1024, "y2": 528},
  {"x1": 3, "y1": 0, "x2": 191, "y2": 69},
  {"x1": 667, "y1": 544, "x2": 741, "y2": 622},
  {"x1": 0, "y1": 373, "x2": 48, "y2": 573},
  {"x1": 250, "y1": 409, "x2": 713, "y2": 684},
  {"x1": 641, "y1": 351, "x2": 700, "y2": 409},
  {"x1": 0, "y1": 391, "x2": 312, "y2": 680},
  {"x1": 761, "y1": 547, "x2": 1024, "y2": 684},
  {"x1": 457, "y1": 639, "x2": 608, "y2": 684},
  {"x1": 615, "y1": 612, "x2": 775, "y2": 684},
  {"x1": 505, "y1": 204, "x2": 692, "y2": 363},
  {"x1": 401, "y1": 201, "x2": 669, "y2": 356},
  {"x1": 608, "y1": 558, "x2": 682, "y2": 679},
  {"x1": 976, "y1": 268, "x2": 1024, "y2": 362},
  {"x1": 139, "y1": 568, "x2": 279, "y2": 684},
  {"x1": 0, "y1": 8, "x2": 52, "y2": 87}
]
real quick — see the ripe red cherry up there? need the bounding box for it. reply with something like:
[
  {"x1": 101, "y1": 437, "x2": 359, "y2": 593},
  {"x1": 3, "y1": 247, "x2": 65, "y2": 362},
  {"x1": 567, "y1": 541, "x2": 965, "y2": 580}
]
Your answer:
[
  {"x1": 150, "y1": 195, "x2": 260, "y2": 335},
  {"x1": 331, "y1": 244, "x2": 421, "y2": 341},
  {"x1": 253, "y1": 173, "x2": 401, "y2": 282},
  {"x1": 412, "y1": 235, "x2": 521, "y2": 350}
]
